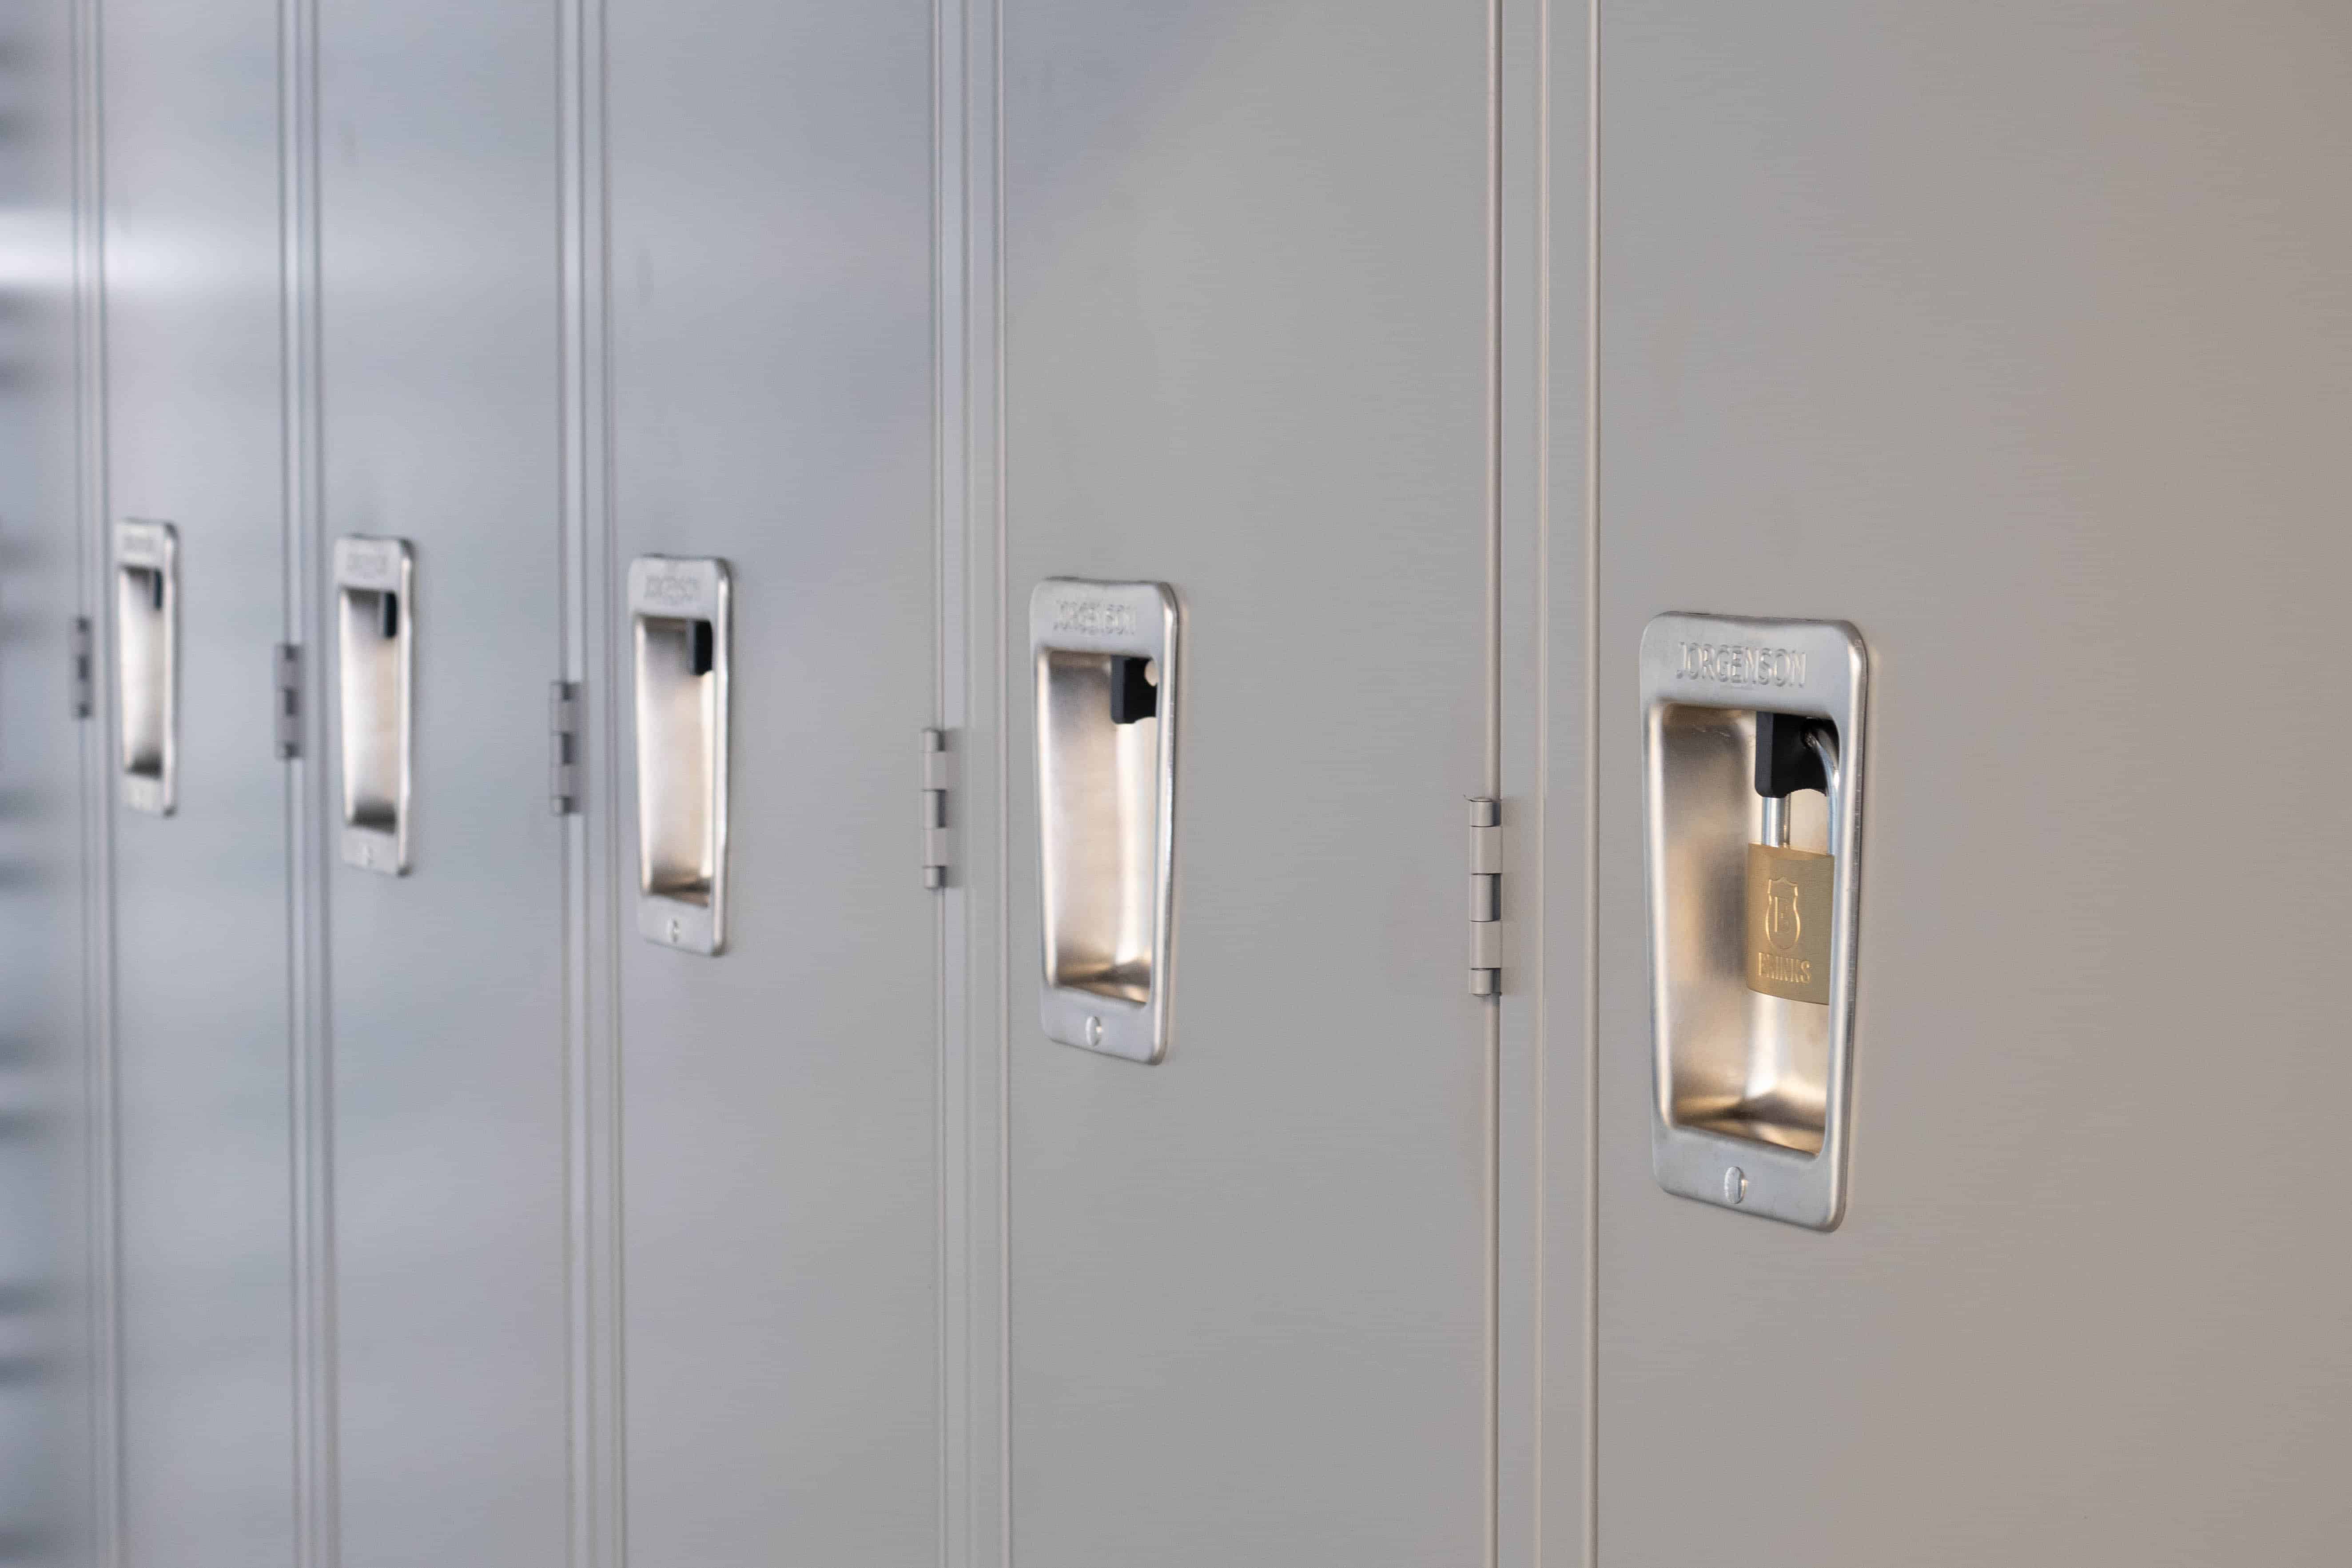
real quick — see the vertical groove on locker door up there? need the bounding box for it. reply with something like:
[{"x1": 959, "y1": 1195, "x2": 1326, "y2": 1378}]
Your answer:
[
  {"x1": 1580, "y1": 5, "x2": 1601, "y2": 1564},
  {"x1": 278, "y1": 0, "x2": 340, "y2": 1556},
  {"x1": 69, "y1": 0, "x2": 127, "y2": 1557},
  {"x1": 932, "y1": 0, "x2": 1011, "y2": 1561},
  {"x1": 1483, "y1": 4, "x2": 1503, "y2": 1564},
  {"x1": 557, "y1": 0, "x2": 628, "y2": 1564}
]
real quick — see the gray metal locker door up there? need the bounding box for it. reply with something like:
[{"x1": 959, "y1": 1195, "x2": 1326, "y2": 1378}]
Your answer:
[
  {"x1": 1002, "y1": 2, "x2": 1492, "y2": 1561},
  {"x1": 100, "y1": 0, "x2": 297, "y2": 1560},
  {"x1": 602, "y1": 0, "x2": 942, "y2": 1557},
  {"x1": 317, "y1": 1, "x2": 569, "y2": 1560},
  {"x1": 1598, "y1": 4, "x2": 2352, "y2": 1563},
  {"x1": 0, "y1": 1, "x2": 92, "y2": 1553}
]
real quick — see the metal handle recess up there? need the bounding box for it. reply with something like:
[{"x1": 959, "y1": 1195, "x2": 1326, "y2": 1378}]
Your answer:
[
  {"x1": 1640, "y1": 612, "x2": 1868, "y2": 1230},
  {"x1": 629, "y1": 556, "x2": 731, "y2": 955},
  {"x1": 334, "y1": 536, "x2": 414, "y2": 874},
  {"x1": 1031, "y1": 577, "x2": 1181, "y2": 1064},
  {"x1": 113, "y1": 520, "x2": 178, "y2": 816}
]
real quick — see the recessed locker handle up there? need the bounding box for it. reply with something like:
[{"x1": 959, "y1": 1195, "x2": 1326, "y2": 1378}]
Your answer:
[
  {"x1": 334, "y1": 536, "x2": 414, "y2": 875},
  {"x1": 1639, "y1": 612, "x2": 1869, "y2": 1231},
  {"x1": 112, "y1": 520, "x2": 178, "y2": 816},
  {"x1": 1030, "y1": 578, "x2": 1181, "y2": 1064},
  {"x1": 629, "y1": 556, "x2": 730, "y2": 955}
]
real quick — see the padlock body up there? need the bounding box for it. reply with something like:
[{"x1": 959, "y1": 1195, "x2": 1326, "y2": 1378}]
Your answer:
[{"x1": 1744, "y1": 842, "x2": 1833, "y2": 1004}]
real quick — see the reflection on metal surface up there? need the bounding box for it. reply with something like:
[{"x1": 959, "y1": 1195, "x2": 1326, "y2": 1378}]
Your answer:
[
  {"x1": 630, "y1": 557, "x2": 729, "y2": 955},
  {"x1": 1032, "y1": 578, "x2": 1179, "y2": 1064},
  {"x1": 112, "y1": 521, "x2": 177, "y2": 816},
  {"x1": 1641, "y1": 613, "x2": 1866, "y2": 1229},
  {"x1": 334, "y1": 537, "x2": 414, "y2": 875}
]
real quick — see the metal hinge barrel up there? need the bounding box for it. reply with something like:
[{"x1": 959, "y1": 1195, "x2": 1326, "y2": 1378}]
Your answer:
[
  {"x1": 274, "y1": 644, "x2": 302, "y2": 760},
  {"x1": 1469, "y1": 796, "x2": 1500, "y2": 995},
  {"x1": 921, "y1": 728, "x2": 950, "y2": 888},
  {"x1": 70, "y1": 617, "x2": 93, "y2": 719},
  {"x1": 549, "y1": 681, "x2": 581, "y2": 815}
]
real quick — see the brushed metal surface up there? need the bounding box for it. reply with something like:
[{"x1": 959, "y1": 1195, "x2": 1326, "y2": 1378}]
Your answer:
[
  {"x1": 112, "y1": 521, "x2": 176, "y2": 816},
  {"x1": 1031, "y1": 578, "x2": 1180, "y2": 1064},
  {"x1": 333, "y1": 536, "x2": 412, "y2": 875},
  {"x1": 1640, "y1": 612, "x2": 1865, "y2": 1227},
  {"x1": 1600, "y1": 3, "x2": 2352, "y2": 1561},
  {"x1": 629, "y1": 557, "x2": 729, "y2": 955}
]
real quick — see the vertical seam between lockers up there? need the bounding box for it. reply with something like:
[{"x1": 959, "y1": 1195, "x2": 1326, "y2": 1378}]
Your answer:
[
  {"x1": 1582, "y1": 1, "x2": 1603, "y2": 1562},
  {"x1": 73, "y1": 0, "x2": 127, "y2": 1558},
  {"x1": 278, "y1": 0, "x2": 339, "y2": 1556}
]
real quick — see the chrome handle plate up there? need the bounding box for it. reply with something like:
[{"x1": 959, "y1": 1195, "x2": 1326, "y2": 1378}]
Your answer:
[
  {"x1": 1030, "y1": 578, "x2": 1181, "y2": 1064},
  {"x1": 629, "y1": 556, "x2": 730, "y2": 955},
  {"x1": 113, "y1": 520, "x2": 179, "y2": 816},
  {"x1": 334, "y1": 536, "x2": 414, "y2": 875},
  {"x1": 1640, "y1": 613, "x2": 1868, "y2": 1230}
]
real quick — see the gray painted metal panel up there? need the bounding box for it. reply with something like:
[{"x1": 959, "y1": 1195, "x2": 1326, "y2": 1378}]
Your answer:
[
  {"x1": 1528, "y1": 8, "x2": 1596, "y2": 1562},
  {"x1": 316, "y1": 1, "x2": 569, "y2": 1562},
  {"x1": 100, "y1": 1, "x2": 297, "y2": 1561},
  {"x1": 603, "y1": 0, "x2": 941, "y2": 1557},
  {"x1": 1002, "y1": 3, "x2": 1491, "y2": 1561},
  {"x1": 1600, "y1": 4, "x2": 2352, "y2": 1562},
  {"x1": 0, "y1": 0, "x2": 93, "y2": 1556}
]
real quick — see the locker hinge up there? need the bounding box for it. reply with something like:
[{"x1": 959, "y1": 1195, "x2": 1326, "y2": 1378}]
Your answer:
[
  {"x1": 921, "y1": 728, "x2": 951, "y2": 889},
  {"x1": 549, "y1": 681, "x2": 581, "y2": 815},
  {"x1": 273, "y1": 644, "x2": 302, "y2": 760},
  {"x1": 70, "y1": 617, "x2": 93, "y2": 719},
  {"x1": 1468, "y1": 796, "x2": 1501, "y2": 996}
]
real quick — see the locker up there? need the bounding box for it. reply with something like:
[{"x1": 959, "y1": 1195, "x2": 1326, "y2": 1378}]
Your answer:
[
  {"x1": 0, "y1": 0, "x2": 93, "y2": 1556},
  {"x1": 99, "y1": 0, "x2": 300, "y2": 1561},
  {"x1": 601, "y1": 0, "x2": 944, "y2": 1557},
  {"x1": 1000, "y1": 2, "x2": 1498, "y2": 1561},
  {"x1": 315, "y1": 0, "x2": 570, "y2": 1560},
  {"x1": 1596, "y1": 3, "x2": 2352, "y2": 1563},
  {"x1": 39, "y1": 2, "x2": 2352, "y2": 1563}
]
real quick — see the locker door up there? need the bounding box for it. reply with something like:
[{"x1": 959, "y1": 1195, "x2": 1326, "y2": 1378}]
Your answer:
[
  {"x1": 316, "y1": 2, "x2": 568, "y2": 1561},
  {"x1": 0, "y1": 3, "x2": 92, "y2": 1555},
  {"x1": 1002, "y1": 3, "x2": 1492, "y2": 1561},
  {"x1": 603, "y1": 0, "x2": 941, "y2": 1557},
  {"x1": 100, "y1": 1, "x2": 297, "y2": 1561},
  {"x1": 1598, "y1": 5, "x2": 2352, "y2": 1563}
]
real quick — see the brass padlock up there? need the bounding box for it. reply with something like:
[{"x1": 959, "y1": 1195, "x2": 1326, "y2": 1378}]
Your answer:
[
  {"x1": 1745, "y1": 841, "x2": 1831, "y2": 1003},
  {"x1": 1744, "y1": 711, "x2": 1836, "y2": 1005}
]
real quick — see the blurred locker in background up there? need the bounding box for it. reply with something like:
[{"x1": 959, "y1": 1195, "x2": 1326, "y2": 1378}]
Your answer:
[
  {"x1": 100, "y1": 0, "x2": 300, "y2": 1561},
  {"x1": 0, "y1": 0, "x2": 92, "y2": 1563}
]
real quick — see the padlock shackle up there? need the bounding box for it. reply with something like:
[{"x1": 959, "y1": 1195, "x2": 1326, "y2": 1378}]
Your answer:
[{"x1": 1807, "y1": 726, "x2": 1841, "y2": 856}]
